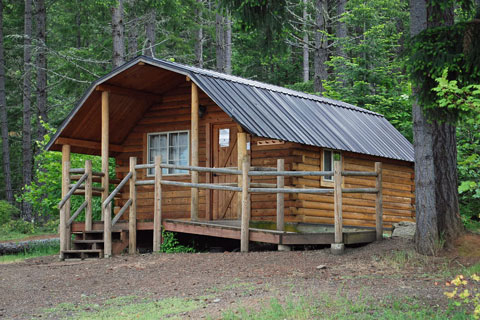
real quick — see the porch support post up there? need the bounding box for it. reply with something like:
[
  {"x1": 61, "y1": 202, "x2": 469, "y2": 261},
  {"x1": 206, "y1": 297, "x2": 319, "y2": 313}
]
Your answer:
[
  {"x1": 331, "y1": 160, "x2": 344, "y2": 255},
  {"x1": 61, "y1": 144, "x2": 71, "y2": 251},
  {"x1": 101, "y1": 90, "x2": 109, "y2": 221},
  {"x1": 129, "y1": 157, "x2": 137, "y2": 254},
  {"x1": 153, "y1": 156, "x2": 162, "y2": 252},
  {"x1": 85, "y1": 160, "x2": 93, "y2": 231},
  {"x1": 240, "y1": 156, "x2": 251, "y2": 252},
  {"x1": 191, "y1": 81, "x2": 199, "y2": 221},
  {"x1": 375, "y1": 162, "x2": 383, "y2": 241},
  {"x1": 237, "y1": 131, "x2": 247, "y2": 219}
]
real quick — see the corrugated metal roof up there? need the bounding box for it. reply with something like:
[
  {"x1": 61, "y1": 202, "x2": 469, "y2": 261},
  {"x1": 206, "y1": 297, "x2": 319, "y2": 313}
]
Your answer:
[{"x1": 47, "y1": 56, "x2": 414, "y2": 162}]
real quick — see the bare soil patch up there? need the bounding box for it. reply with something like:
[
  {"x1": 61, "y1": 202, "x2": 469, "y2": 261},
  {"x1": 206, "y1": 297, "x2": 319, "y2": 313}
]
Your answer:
[{"x1": 0, "y1": 236, "x2": 478, "y2": 319}]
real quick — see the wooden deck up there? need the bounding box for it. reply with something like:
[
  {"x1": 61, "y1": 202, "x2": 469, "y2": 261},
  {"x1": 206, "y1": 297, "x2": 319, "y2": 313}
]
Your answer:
[
  {"x1": 71, "y1": 219, "x2": 376, "y2": 246},
  {"x1": 162, "y1": 219, "x2": 376, "y2": 245}
]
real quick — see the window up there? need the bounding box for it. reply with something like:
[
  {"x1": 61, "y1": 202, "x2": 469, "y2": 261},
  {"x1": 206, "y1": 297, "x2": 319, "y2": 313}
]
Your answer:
[
  {"x1": 147, "y1": 131, "x2": 189, "y2": 175},
  {"x1": 323, "y1": 150, "x2": 334, "y2": 181}
]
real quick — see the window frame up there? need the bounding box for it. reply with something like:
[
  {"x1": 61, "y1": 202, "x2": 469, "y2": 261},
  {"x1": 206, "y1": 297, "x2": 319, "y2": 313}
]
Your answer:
[
  {"x1": 322, "y1": 149, "x2": 335, "y2": 182},
  {"x1": 146, "y1": 130, "x2": 190, "y2": 177}
]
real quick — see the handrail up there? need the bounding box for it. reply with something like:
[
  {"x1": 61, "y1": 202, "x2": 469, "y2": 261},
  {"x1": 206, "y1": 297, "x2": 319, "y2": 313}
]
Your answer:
[
  {"x1": 69, "y1": 168, "x2": 104, "y2": 176},
  {"x1": 67, "y1": 200, "x2": 88, "y2": 226},
  {"x1": 249, "y1": 170, "x2": 333, "y2": 177},
  {"x1": 103, "y1": 172, "x2": 132, "y2": 207},
  {"x1": 249, "y1": 187, "x2": 334, "y2": 194},
  {"x1": 58, "y1": 172, "x2": 88, "y2": 209},
  {"x1": 135, "y1": 163, "x2": 241, "y2": 175},
  {"x1": 112, "y1": 199, "x2": 132, "y2": 226}
]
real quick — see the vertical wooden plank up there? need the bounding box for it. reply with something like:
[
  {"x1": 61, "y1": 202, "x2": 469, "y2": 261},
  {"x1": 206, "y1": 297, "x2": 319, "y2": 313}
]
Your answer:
[
  {"x1": 101, "y1": 90, "x2": 109, "y2": 221},
  {"x1": 375, "y1": 162, "x2": 383, "y2": 241},
  {"x1": 129, "y1": 157, "x2": 137, "y2": 254},
  {"x1": 276, "y1": 159, "x2": 285, "y2": 231},
  {"x1": 59, "y1": 158, "x2": 70, "y2": 259},
  {"x1": 205, "y1": 123, "x2": 212, "y2": 220},
  {"x1": 153, "y1": 156, "x2": 162, "y2": 252},
  {"x1": 237, "y1": 132, "x2": 247, "y2": 220},
  {"x1": 191, "y1": 82, "x2": 199, "y2": 221},
  {"x1": 84, "y1": 160, "x2": 92, "y2": 231},
  {"x1": 240, "y1": 156, "x2": 251, "y2": 252},
  {"x1": 333, "y1": 161, "x2": 343, "y2": 244},
  {"x1": 61, "y1": 144, "x2": 71, "y2": 250},
  {"x1": 104, "y1": 202, "x2": 112, "y2": 257}
]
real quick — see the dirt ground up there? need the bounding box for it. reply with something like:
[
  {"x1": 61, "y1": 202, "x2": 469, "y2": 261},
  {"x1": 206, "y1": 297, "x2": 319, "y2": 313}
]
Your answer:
[{"x1": 0, "y1": 236, "x2": 478, "y2": 319}]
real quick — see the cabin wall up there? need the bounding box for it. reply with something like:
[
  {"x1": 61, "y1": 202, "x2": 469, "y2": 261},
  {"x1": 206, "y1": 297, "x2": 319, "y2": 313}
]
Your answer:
[{"x1": 292, "y1": 148, "x2": 415, "y2": 229}]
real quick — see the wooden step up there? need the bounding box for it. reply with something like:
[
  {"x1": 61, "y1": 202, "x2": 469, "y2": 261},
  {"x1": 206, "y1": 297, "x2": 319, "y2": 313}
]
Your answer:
[
  {"x1": 72, "y1": 239, "x2": 105, "y2": 244},
  {"x1": 61, "y1": 249, "x2": 103, "y2": 260}
]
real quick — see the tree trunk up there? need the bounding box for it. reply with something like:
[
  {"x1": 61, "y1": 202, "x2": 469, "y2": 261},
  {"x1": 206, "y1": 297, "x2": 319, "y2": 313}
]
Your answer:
[
  {"x1": 35, "y1": 0, "x2": 47, "y2": 143},
  {"x1": 111, "y1": 0, "x2": 125, "y2": 68},
  {"x1": 302, "y1": 0, "x2": 309, "y2": 82},
  {"x1": 194, "y1": 0, "x2": 204, "y2": 68},
  {"x1": 411, "y1": 0, "x2": 463, "y2": 255},
  {"x1": 144, "y1": 9, "x2": 155, "y2": 57},
  {"x1": 215, "y1": 12, "x2": 224, "y2": 72},
  {"x1": 314, "y1": 0, "x2": 328, "y2": 93},
  {"x1": 127, "y1": 17, "x2": 138, "y2": 59},
  {"x1": 22, "y1": 0, "x2": 33, "y2": 220},
  {"x1": 336, "y1": 0, "x2": 347, "y2": 57},
  {"x1": 224, "y1": 12, "x2": 232, "y2": 75},
  {"x1": 0, "y1": 0, "x2": 13, "y2": 204}
]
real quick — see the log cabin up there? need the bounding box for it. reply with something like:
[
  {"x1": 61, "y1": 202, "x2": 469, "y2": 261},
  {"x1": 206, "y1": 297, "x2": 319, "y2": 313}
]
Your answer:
[{"x1": 46, "y1": 56, "x2": 415, "y2": 259}]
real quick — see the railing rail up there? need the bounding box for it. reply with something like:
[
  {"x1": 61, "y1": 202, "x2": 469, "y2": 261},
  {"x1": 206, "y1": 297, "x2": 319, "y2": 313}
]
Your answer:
[{"x1": 58, "y1": 172, "x2": 87, "y2": 209}]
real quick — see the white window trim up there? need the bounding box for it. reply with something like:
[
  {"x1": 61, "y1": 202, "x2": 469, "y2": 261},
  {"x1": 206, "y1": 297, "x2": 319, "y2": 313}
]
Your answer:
[
  {"x1": 322, "y1": 149, "x2": 335, "y2": 182},
  {"x1": 147, "y1": 130, "x2": 190, "y2": 177}
]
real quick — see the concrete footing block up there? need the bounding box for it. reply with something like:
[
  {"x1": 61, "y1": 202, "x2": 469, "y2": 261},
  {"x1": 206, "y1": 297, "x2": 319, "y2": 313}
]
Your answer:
[
  {"x1": 278, "y1": 245, "x2": 291, "y2": 251},
  {"x1": 330, "y1": 243, "x2": 345, "y2": 255}
]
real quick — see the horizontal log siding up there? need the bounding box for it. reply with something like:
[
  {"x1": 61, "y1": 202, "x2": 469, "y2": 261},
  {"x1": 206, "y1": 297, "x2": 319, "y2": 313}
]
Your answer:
[{"x1": 293, "y1": 149, "x2": 415, "y2": 229}]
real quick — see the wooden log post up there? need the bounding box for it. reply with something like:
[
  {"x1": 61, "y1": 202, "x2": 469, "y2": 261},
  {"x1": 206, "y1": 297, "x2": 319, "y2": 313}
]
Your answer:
[
  {"x1": 331, "y1": 160, "x2": 344, "y2": 255},
  {"x1": 237, "y1": 131, "x2": 247, "y2": 219},
  {"x1": 84, "y1": 160, "x2": 93, "y2": 231},
  {"x1": 375, "y1": 162, "x2": 383, "y2": 241},
  {"x1": 240, "y1": 156, "x2": 251, "y2": 252},
  {"x1": 61, "y1": 145, "x2": 71, "y2": 250},
  {"x1": 153, "y1": 156, "x2": 162, "y2": 252},
  {"x1": 191, "y1": 81, "x2": 199, "y2": 221},
  {"x1": 59, "y1": 156, "x2": 70, "y2": 259},
  {"x1": 101, "y1": 90, "x2": 109, "y2": 221},
  {"x1": 129, "y1": 157, "x2": 137, "y2": 254},
  {"x1": 276, "y1": 159, "x2": 289, "y2": 251},
  {"x1": 104, "y1": 202, "x2": 112, "y2": 258}
]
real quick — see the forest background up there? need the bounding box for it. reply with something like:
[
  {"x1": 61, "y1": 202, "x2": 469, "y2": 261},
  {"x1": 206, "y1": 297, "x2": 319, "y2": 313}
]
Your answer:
[{"x1": 0, "y1": 0, "x2": 478, "y2": 234}]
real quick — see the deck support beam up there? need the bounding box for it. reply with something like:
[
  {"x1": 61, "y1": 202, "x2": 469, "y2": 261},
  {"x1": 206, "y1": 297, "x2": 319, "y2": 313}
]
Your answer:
[
  {"x1": 332, "y1": 160, "x2": 344, "y2": 255},
  {"x1": 237, "y1": 132, "x2": 247, "y2": 219},
  {"x1": 129, "y1": 157, "x2": 137, "y2": 254},
  {"x1": 240, "y1": 156, "x2": 251, "y2": 252},
  {"x1": 101, "y1": 90, "x2": 109, "y2": 221},
  {"x1": 191, "y1": 81, "x2": 199, "y2": 221}
]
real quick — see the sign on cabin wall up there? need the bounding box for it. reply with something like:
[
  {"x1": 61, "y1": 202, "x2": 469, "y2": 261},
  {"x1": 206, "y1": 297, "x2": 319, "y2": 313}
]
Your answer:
[{"x1": 257, "y1": 140, "x2": 285, "y2": 146}]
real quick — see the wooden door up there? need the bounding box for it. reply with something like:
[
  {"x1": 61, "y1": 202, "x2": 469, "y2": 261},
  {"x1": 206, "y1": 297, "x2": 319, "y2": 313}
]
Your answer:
[{"x1": 213, "y1": 124, "x2": 238, "y2": 220}]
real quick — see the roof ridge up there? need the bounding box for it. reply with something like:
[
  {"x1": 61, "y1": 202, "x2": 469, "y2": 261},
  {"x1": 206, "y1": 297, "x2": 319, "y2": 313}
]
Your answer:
[{"x1": 151, "y1": 57, "x2": 383, "y2": 117}]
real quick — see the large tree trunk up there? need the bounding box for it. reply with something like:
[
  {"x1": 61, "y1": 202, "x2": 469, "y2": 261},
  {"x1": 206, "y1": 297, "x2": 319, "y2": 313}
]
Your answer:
[
  {"x1": 411, "y1": 0, "x2": 463, "y2": 255},
  {"x1": 194, "y1": 0, "x2": 204, "y2": 68},
  {"x1": 215, "y1": 12, "x2": 225, "y2": 72},
  {"x1": 224, "y1": 12, "x2": 232, "y2": 75},
  {"x1": 22, "y1": 0, "x2": 33, "y2": 220},
  {"x1": 144, "y1": 9, "x2": 155, "y2": 57},
  {"x1": 127, "y1": 17, "x2": 138, "y2": 59},
  {"x1": 111, "y1": 0, "x2": 125, "y2": 68},
  {"x1": 35, "y1": 0, "x2": 47, "y2": 143},
  {"x1": 336, "y1": 0, "x2": 347, "y2": 57},
  {"x1": 302, "y1": 0, "x2": 309, "y2": 82},
  {"x1": 314, "y1": 0, "x2": 328, "y2": 93},
  {"x1": 0, "y1": 1, "x2": 13, "y2": 204}
]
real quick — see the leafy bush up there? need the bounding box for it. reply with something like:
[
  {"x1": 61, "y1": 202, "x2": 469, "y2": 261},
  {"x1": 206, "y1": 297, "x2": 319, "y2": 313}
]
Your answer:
[
  {"x1": 0, "y1": 200, "x2": 19, "y2": 225},
  {"x1": 159, "y1": 230, "x2": 195, "y2": 253},
  {"x1": 2, "y1": 219, "x2": 36, "y2": 234}
]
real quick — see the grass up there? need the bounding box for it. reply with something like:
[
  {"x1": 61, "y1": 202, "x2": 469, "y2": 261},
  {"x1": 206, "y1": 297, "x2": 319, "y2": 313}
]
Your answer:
[
  {"x1": 0, "y1": 240, "x2": 59, "y2": 263},
  {"x1": 0, "y1": 229, "x2": 55, "y2": 242},
  {"x1": 43, "y1": 295, "x2": 203, "y2": 319},
  {"x1": 220, "y1": 295, "x2": 471, "y2": 320}
]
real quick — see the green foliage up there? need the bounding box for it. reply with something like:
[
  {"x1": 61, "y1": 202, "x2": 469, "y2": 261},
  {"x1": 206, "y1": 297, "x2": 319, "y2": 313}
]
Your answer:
[
  {"x1": 159, "y1": 230, "x2": 195, "y2": 253},
  {"x1": 0, "y1": 240, "x2": 60, "y2": 263},
  {"x1": 0, "y1": 200, "x2": 19, "y2": 225}
]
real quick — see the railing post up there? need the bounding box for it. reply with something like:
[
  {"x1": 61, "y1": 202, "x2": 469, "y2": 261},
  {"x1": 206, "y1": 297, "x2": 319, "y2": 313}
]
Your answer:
[
  {"x1": 277, "y1": 159, "x2": 289, "y2": 251},
  {"x1": 191, "y1": 81, "x2": 199, "y2": 221},
  {"x1": 101, "y1": 90, "x2": 109, "y2": 221},
  {"x1": 59, "y1": 160, "x2": 70, "y2": 259},
  {"x1": 104, "y1": 202, "x2": 112, "y2": 257},
  {"x1": 240, "y1": 156, "x2": 251, "y2": 252},
  {"x1": 375, "y1": 162, "x2": 383, "y2": 241},
  {"x1": 129, "y1": 157, "x2": 137, "y2": 254},
  {"x1": 153, "y1": 156, "x2": 162, "y2": 252},
  {"x1": 331, "y1": 160, "x2": 344, "y2": 255},
  {"x1": 85, "y1": 160, "x2": 93, "y2": 231},
  {"x1": 61, "y1": 144, "x2": 71, "y2": 250},
  {"x1": 237, "y1": 131, "x2": 247, "y2": 219}
]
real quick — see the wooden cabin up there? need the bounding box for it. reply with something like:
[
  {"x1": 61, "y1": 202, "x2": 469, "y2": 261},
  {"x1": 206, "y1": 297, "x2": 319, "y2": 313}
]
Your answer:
[{"x1": 46, "y1": 56, "x2": 415, "y2": 258}]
